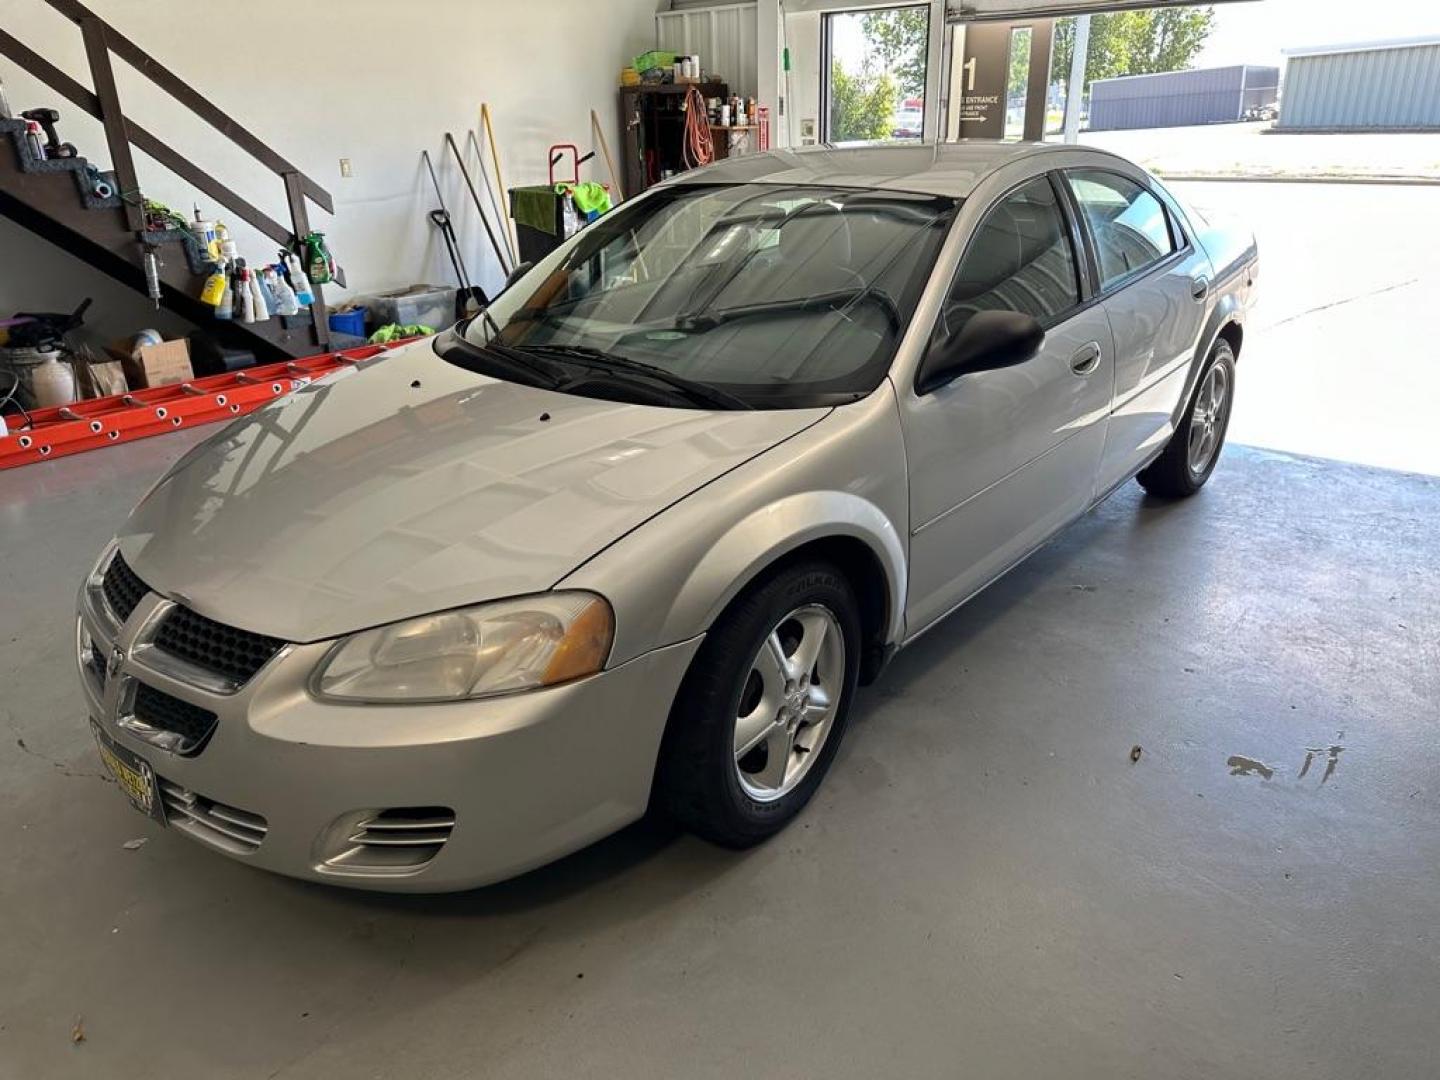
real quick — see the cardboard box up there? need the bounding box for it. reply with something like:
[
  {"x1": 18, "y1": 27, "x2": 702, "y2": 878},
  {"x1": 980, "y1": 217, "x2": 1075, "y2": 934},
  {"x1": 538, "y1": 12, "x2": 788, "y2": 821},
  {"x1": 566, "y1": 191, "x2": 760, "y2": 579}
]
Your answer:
[{"x1": 106, "y1": 338, "x2": 192, "y2": 389}]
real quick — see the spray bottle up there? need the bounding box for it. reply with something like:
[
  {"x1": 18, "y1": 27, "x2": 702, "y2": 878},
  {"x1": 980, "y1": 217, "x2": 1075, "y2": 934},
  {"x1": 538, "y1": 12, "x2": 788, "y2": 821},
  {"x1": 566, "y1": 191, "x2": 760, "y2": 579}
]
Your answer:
[
  {"x1": 246, "y1": 262, "x2": 269, "y2": 319},
  {"x1": 268, "y1": 267, "x2": 300, "y2": 317},
  {"x1": 237, "y1": 263, "x2": 257, "y2": 323},
  {"x1": 285, "y1": 253, "x2": 315, "y2": 307}
]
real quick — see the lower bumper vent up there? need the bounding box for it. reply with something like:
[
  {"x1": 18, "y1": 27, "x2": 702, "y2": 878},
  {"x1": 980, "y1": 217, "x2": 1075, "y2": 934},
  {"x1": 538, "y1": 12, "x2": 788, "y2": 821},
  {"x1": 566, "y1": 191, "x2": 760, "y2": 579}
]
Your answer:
[
  {"x1": 322, "y1": 806, "x2": 455, "y2": 875},
  {"x1": 160, "y1": 780, "x2": 268, "y2": 854}
]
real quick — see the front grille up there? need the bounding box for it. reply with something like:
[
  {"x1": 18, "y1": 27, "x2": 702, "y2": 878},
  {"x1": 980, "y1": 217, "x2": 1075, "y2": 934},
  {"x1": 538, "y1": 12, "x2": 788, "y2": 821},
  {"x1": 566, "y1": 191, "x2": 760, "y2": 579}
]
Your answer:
[
  {"x1": 323, "y1": 807, "x2": 456, "y2": 874},
  {"x1": 153, "y1": 605, "x2": 284, "y2": 686},
  {"x1": 132, "y1": 682, "x2": 218, "y2": 752},
  {"x1": 159, "y1": 779, "x2": 267, "y2": 854},
  {"x1": 101, "y1": 552, "x2": 147, "y2": 623}
]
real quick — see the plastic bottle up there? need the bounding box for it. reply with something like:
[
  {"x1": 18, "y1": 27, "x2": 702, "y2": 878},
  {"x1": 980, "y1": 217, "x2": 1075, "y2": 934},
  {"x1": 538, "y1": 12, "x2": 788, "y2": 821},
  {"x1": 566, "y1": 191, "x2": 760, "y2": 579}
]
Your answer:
[
  {"x1": 0, "y1": 75, "x2": 13, "y2": 121},
  {"x1": 268, "y1": 268, "x2": 300, "y2": 317},
  {"x1": 285, "y1": 254, "x2": 315, "y2": 307},
  {"x1": 23, "y1": 120, "x2": 44, "y2": 160},
  {"x1": 247, "y1": 265, "x2": 269, "y2": 318},
  {"x1": 190, "y1": 207, "x2": 219, "y2": 260},
  {"x1": 217, "y1": 224, "x2": 238, "y2": 263},
  {"x1": 200, "y1": 263, "x2": 227, "y2": 307},
  {"x1": 238, "y1": 266, "x2": 257, "y2": 323},
  {"x1": 214, "y1": 266, "x2": 234, "y2": 320}
]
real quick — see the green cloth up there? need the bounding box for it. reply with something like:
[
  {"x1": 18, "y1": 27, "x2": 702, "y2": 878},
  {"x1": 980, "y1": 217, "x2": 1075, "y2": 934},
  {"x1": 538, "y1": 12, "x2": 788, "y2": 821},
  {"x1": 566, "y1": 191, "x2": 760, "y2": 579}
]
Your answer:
[
  {"x1": 369, "y1": 323, "x2": 434, "y2": 343},
  {"x1": 568, "y1": 181, "x2": 611, "y2": 216},
  {"x1": 511, "y1": 185, "x2": 561, "y2": 236}
]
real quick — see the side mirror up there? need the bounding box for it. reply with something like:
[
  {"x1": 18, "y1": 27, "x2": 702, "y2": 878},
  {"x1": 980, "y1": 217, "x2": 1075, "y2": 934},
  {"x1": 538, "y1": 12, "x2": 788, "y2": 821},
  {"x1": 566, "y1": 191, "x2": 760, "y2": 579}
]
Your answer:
[
  {"x1": 916, "y1": 310, "x2": 1045, "y2": 395},
  {"x1": 503, "y1": 261, "x2": 533, "y2": 291}
]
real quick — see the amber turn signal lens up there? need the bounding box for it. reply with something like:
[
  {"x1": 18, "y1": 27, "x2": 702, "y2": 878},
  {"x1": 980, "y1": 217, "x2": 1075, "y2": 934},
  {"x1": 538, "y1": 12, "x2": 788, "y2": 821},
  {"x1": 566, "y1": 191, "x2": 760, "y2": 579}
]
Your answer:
[{"x1": 541, "y1": 597, "x2": 614, "y2": 685}]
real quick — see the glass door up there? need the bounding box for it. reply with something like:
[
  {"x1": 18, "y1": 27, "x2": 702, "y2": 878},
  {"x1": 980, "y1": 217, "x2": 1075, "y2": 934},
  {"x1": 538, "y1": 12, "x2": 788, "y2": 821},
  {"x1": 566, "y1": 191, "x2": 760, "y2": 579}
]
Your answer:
[{"x1": 823, "y1": 5, "x2": 930, "y2": 144}]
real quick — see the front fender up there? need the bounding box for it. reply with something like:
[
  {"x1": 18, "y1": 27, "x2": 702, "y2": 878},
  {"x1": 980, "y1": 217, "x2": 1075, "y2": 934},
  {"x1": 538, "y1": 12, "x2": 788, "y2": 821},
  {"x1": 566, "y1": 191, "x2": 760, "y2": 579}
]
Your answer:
[
  {"x1": 664, "y1": 490, "x2": 907, "y2": 652},
  {"x1": 557, "y1": 385, "x2": 911, "y2": 667}
]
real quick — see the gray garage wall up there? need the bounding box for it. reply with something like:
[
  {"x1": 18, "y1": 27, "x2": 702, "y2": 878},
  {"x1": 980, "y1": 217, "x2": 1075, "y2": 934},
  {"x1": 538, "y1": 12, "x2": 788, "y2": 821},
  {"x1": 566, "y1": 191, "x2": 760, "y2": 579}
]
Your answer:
[{"x1": 1278, "y1": 41, "x2": 1440, "y2": 131}]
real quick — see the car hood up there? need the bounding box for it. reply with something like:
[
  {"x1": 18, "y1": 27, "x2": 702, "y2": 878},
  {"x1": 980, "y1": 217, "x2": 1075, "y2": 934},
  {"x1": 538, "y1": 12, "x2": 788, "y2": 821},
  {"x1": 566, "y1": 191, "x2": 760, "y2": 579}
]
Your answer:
[{"x1": 119, "y1": 342, "x2": 828, "y2": 643}]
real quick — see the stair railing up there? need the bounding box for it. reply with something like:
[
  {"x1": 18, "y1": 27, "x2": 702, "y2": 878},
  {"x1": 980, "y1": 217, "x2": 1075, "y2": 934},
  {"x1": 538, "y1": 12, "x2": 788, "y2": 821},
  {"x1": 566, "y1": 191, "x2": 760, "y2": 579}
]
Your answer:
[{"x1": 0, "y1": 0, "x2": 337, "y2": 345}]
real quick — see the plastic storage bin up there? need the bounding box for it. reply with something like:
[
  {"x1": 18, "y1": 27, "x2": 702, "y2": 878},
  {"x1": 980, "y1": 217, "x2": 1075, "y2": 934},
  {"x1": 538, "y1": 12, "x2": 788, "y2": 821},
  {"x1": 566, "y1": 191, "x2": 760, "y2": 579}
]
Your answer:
[
  {"x1": 328, "y1": 306, "x2": 367, "y2": 337},
  {"x1": 365, "y1": 285, "x2": 457, "y2": 331}
]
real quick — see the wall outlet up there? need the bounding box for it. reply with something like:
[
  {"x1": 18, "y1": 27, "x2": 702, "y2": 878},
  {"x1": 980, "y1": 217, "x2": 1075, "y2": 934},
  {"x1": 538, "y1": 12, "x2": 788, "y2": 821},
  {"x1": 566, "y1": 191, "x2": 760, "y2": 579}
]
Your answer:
[{"x1": 339, "y1": 158, "x2": 353, "y2": 178}]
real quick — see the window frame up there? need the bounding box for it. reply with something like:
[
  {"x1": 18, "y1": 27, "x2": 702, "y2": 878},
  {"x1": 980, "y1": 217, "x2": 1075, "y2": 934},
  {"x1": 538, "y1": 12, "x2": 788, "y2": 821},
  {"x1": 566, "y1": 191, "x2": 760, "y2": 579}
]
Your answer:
[
  {"x1": 1059, "y1": 167, "x2": 1192, "y2": 298},
  {"x1": 820, "y1": 4, "x2": 932, "y2": 145},
  {"x1": 927, "y1": 172, "x2": 1088, "y2": 338}
]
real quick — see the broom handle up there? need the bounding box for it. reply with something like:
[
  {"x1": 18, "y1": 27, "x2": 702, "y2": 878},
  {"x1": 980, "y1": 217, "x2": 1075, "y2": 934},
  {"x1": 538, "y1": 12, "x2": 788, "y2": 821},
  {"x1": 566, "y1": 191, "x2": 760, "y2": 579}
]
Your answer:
[
  {"x1": 591, "y1": 109, "x2": 625, "y2": 202},
  {"x1": 481, "y1": 103, "x2": 520, "y2": 261}
]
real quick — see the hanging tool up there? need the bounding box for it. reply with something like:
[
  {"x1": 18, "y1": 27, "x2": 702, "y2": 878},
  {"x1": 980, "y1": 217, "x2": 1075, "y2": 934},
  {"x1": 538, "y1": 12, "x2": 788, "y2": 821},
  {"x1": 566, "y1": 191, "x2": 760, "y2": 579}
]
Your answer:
[
  {"x1": 141, "y1": 245, "x2": 163, "y2": 308},
  {"x1": 465, "y1": 130, "x2": 518, "y2": 268},
  {"x1": 421, "y1": 150, "x2": 489, "y2": 320},
  {"x1": 444, "y1": 132, "x2": 512, "y2": 276},
  {"x1": 480, "y1": 103, "x2": 520, "y2": 262},
  {"x1": 20, "y1": 108, "x2": 77, "y2": 159},
  {"x1": 590, "y1": 109, "x2": 624, "y2": 202}
]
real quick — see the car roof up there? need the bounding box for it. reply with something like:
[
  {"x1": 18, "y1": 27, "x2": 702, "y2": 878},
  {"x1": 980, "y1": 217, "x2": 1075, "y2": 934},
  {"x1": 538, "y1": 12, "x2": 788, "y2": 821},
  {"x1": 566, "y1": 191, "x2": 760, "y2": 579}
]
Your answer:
[{"x1": 671, "y1": 141, "x2": 1101, "y2": 199}]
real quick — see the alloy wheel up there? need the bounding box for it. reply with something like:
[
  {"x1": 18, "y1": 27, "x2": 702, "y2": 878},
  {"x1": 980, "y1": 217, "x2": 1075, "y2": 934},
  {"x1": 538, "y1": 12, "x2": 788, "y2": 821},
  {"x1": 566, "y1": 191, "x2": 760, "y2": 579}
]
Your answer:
[
  {"x1": 733, "y1": 604, "x2": 845, "y2": 802},
  {"x1": 1188, "y1": 362, "x2": 1229, "y2": 476}
]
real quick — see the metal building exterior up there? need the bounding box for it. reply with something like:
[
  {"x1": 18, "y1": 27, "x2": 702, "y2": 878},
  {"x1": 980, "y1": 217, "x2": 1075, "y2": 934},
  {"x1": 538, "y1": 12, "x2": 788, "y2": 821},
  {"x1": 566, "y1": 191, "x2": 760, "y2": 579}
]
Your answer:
[
  {"x1": 1278, "y1": 36, "x2": 1440, "y2": 131},
  {"x1": 1087, "y1": 65, "x2": 1279, "y2": 131}
]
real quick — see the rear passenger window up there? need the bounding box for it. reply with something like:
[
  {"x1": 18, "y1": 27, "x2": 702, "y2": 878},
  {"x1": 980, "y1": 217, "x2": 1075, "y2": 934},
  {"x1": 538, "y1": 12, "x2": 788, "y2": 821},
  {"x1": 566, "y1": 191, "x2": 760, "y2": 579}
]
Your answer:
[
  {"x1": 941, "y1": 177, "x2": 1080, "y2": 338},
  {"x1": 1066, "y1": 170, "x2": 1176, "y2": 289}
]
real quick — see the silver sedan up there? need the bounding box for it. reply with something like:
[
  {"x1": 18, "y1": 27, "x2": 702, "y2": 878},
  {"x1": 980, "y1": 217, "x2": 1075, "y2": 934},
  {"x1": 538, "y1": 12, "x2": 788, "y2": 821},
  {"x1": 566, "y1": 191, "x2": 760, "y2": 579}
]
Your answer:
[{"x1": 77, "y1": 142, "x2": 1257, "y2": 891}]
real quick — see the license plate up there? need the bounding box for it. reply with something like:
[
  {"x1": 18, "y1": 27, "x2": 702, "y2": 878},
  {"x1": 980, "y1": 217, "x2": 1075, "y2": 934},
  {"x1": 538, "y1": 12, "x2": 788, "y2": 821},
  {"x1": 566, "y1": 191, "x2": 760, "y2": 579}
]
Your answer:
[{"x1": 92, "y1": 721, "x2": 166, "y2": 824}]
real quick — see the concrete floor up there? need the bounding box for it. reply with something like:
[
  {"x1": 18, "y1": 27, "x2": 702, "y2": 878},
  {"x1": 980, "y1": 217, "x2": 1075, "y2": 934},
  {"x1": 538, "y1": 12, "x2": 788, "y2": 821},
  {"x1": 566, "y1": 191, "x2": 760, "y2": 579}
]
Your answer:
[{"x1": 4, "y1": 183, "x2": 1439, "y2": 1077}]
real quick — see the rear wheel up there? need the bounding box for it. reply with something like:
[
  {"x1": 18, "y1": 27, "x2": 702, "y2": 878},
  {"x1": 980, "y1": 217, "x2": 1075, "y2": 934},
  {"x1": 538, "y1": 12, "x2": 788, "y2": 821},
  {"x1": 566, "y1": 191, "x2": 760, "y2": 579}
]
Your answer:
[
  {"x1": 1137, "y1": 340, "x2": 1236, "y2": 498},
  {"x1": 655, "y1": 561, "x2": 861, "y2": 848}
]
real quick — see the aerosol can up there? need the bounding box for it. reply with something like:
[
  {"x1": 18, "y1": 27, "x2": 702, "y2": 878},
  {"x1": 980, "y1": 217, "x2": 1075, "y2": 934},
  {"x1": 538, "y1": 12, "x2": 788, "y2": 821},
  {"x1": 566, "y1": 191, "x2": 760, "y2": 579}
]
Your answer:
[{"x1": 23, "y1": 120, "x2": 44, "y2": 161}]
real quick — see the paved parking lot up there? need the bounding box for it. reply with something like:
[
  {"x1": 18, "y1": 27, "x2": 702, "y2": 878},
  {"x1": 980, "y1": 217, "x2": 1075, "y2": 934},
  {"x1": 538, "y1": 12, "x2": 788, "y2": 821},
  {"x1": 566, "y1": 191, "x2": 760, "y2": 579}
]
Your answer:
[{"x1": 1173, "y1": 180, "x2": 1440, "y2": 476}]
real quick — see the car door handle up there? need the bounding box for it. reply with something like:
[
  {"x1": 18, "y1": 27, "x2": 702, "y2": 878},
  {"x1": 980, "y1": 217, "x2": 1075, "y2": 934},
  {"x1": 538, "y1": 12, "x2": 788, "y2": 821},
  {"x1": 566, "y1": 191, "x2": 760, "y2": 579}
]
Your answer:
[
  {"x1": 1070, "y1": 342, "x2": 1101, "y2": 376},
  {"x1": 1191, "y1": 275, "x2": 1210, "y2": 301}
]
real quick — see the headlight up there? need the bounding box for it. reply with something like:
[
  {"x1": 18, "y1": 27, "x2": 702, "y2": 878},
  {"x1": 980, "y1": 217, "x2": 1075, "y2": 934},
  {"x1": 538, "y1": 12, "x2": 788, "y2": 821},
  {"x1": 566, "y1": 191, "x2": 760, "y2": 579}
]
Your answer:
[{"x1": 312, "y1": 592, "x2": 614, "y2": 703}]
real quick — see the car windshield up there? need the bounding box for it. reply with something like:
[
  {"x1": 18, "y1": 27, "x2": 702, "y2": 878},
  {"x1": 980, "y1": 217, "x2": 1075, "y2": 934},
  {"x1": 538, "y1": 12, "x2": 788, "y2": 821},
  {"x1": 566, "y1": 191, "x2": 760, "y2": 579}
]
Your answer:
[{"x1": 447, "y1": 183, "x2": 957, "y2": 409}]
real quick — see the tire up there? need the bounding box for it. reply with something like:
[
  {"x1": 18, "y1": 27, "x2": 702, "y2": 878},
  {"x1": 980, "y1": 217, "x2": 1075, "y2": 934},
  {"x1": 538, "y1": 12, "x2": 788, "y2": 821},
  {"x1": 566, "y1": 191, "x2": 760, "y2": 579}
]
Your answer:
[
  {"x1": 654, "y1": 560, "x2": 862, "y2": 848},
  {"x1": 1137, "y1": 340, "x2": 1236, "y2": 498}
]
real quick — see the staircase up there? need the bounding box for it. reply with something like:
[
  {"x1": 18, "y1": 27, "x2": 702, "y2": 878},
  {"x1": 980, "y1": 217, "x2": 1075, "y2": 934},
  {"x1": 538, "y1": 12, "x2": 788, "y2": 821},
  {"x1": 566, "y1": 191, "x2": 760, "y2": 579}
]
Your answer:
[{"x1": 0, "y1": 0, "x2": 340, "y2": 362}]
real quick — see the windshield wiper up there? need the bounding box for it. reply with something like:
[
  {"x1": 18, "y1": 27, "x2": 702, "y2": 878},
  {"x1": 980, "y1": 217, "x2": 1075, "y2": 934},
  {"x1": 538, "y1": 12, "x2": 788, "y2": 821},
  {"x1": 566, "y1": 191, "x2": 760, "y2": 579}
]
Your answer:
[
  {"x1": 512, "y1": 344, "x2": 752, "y2": 411},
  {"x1": 675, "y1": 287, "x2": 900, "y2": 333},
  {"x1": 436, "y1": 329, "x2": 566, "y2": 389}
]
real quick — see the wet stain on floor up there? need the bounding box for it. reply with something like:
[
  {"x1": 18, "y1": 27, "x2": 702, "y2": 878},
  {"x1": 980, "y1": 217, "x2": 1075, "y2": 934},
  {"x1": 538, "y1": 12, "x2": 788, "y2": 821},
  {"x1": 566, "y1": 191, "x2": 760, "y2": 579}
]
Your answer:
[{"x1": 1228, "y1": 755, "x2": 1275, "y2": 780}]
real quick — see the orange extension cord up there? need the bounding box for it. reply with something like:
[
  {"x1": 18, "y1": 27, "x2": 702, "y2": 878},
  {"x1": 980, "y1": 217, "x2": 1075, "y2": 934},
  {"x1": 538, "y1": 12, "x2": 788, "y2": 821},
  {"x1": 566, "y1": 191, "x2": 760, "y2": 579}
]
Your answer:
[{"x1": 682, "y1": 85, "x2": 714, "y2": 170}]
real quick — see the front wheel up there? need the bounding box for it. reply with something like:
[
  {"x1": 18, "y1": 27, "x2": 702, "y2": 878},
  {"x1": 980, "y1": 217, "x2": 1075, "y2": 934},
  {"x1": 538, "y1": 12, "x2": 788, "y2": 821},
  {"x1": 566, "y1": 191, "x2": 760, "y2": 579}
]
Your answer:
[
  {"x1": 654, "y1": 561, "x2": 861, "y2": 848},
  {"x1": 1137, "y1": 339, "x2": 1236, "y2": 498}
]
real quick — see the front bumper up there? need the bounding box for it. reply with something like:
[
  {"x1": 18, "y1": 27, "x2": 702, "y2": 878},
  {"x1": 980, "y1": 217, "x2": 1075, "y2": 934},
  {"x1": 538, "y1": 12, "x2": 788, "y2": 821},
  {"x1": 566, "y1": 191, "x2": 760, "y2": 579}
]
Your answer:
[{"x1": 77, "y1": 578, "x2": 701, "y2": 892}]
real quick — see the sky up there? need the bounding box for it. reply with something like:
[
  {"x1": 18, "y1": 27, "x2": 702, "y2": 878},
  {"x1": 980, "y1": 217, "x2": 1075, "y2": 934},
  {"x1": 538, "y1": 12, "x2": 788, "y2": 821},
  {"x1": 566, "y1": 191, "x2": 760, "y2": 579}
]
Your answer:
[{"x1": 1197, "y1": 0, "x2": 1440, "y2": 67}]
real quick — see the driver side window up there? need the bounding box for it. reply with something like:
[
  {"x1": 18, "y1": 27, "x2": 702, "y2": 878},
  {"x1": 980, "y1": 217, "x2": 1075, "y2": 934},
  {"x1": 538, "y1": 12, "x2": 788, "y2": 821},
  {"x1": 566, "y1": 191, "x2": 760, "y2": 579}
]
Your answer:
[{"x1": 940, "y1": 177, "x2": 1081, "y2": 341}]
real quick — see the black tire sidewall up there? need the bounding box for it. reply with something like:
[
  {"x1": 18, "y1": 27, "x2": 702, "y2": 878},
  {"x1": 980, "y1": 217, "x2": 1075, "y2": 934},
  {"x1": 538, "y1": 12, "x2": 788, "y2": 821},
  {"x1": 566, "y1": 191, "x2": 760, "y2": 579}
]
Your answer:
[
  {"x1": 661, "y1": 561, "x2": 862, "y2": 844},
  {"x1": 1186, "y1": 342, "x2": 1236, "y2": 489}
]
